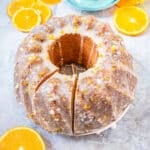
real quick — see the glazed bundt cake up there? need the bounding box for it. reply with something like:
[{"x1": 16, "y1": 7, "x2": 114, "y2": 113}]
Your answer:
[{"x1": 14, "y1": 15, "x2": 137, "y2": 136}]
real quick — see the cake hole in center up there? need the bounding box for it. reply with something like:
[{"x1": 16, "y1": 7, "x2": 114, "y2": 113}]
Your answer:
[{"x1": 49, "y1": 33, "x2": 98, "y2": 75}]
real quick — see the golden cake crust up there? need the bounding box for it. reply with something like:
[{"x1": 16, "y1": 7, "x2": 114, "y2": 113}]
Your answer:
[{"x1": 14, "y1": 15, "x2": 137, "y2": 136}]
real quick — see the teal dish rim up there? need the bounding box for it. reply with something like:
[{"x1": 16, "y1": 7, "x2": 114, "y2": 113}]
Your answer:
[{"x1": 67, "y1": 0, "x2": 119, "y2": 11}]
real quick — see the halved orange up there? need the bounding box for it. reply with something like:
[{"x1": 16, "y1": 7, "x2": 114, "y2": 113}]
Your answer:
[
  {"x1": 0, "y1": 127, "x2": 45, "y2": 150},
  {"x1": 12, "y1": 8, "x2": 41, "y2": 32},
  {"x1": 38, "y1": 0, "x2": 61, "y2": 5},
  {"x1": 114, "y1": 6, "x2": 149, "y2": 35},
  {"x1": 117, "y1": 0, "x2": 144, "y2": 7},
  {"x1": 32, "y1": 2, "x2": 52, "y2": 23},
  {"x1": 7, "y1": 0, "x2": 36, "y2": 17}
]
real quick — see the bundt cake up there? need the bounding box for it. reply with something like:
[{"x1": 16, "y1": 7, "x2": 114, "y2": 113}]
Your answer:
[{"x1": 14, "y1": 15, "x2": 137, "y2": 136}]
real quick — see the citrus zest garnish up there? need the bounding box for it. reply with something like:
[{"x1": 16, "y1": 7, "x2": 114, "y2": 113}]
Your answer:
[
  {"x1": 12, "y1": 8, "x2": 41, "y2": 32},
  {"x1": 113, "y1": 6, "x2": 149, "y2": 36},
  {"x1": 99, "y1": 53, "x2": 103, "y2": 58},
  {"x1": 0, "y1": 127, "x2": 45, "y2": 150},
  {"x1": 48, "y1": 34, "x2": 56, "y2": 40}
]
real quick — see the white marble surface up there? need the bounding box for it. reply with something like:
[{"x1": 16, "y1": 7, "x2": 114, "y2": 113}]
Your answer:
[{"x1": 0, "y1": 0, "x2": 150, "y2": 150}]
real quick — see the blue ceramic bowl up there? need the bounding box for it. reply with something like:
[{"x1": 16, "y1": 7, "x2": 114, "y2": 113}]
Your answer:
[{"x1": 67, "y1": 0, "x2": 119, "y2": 11}]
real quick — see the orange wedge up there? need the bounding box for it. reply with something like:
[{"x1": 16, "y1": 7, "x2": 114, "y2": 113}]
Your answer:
[
  {"x1": 0, "y1": 127, "x2": 45, "y2": 150},
  {"x1": 12, "y1": 8, "x2": 41, "y2": 32},
  {"x1": 38, "y1": 0, "x2": 61, "y2": 5},
  {"x1": 32, "y1": 2, "x2": 52, "y2": 23},
  {"x1": 114, "y1": 6, "x2": 149, "y2": 36},
  {"x1": 7, "y1": 0, "x2": 36, "y2": 17}
]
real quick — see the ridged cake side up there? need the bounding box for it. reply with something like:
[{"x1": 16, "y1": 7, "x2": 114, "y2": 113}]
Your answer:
[
  {"x1": 14, "y1": 15, "x2": 137, "y2": 136},
  {"x1": 33, "y1": 73, "x2": 76, "y2": 135}
]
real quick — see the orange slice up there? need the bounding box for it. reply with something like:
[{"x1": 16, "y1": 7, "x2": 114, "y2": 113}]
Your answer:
[
  {"x1": 0, "y1": 127, "x2": 45, "y2": 150},
  {"x1": 7, "y1": 0, "x2": 36, "y2": 17},
  {"x1": 114, "y1": 6, "x2": 149, "y2": 35},
  {"x1": 12, "y1": 8, "x2": 41, "y2": 32},
  {"x1": 16, "y1": 0, "x2": 37, "y2": 7},
  {"x1": 7, "y1": 1, "x2": 22, "y2": 17},
  {"x1": 117, "y1": 0, "x2": 144, "y2": 7},
  {"x1": 38, "y1": 0, "x2": 61, "y2": 5},
  {"x1": 32, "y1": 2, "x2": 52, "y2": 23}
]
